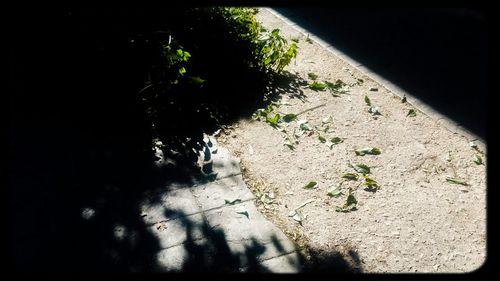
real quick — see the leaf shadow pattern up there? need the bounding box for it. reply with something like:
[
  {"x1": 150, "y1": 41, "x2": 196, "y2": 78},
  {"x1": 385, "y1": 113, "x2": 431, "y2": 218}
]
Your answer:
[{"x1": 8, "y1": 7, "x2": 361, "y2": 274}]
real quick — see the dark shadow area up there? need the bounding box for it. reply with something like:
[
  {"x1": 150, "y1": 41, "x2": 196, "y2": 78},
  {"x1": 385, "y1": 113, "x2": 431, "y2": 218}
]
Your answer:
[
  {"x1": 7, "y1": 7, "x2": 360, "y2": 274},
  {"x1": 275, "y1": 7, "x2": 489, "y2": 139}
]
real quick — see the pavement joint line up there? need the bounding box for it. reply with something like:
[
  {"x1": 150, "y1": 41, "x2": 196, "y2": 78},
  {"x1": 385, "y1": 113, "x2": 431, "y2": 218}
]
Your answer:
[
  {"x1": 157, "y1": 237, "x2": 206, "y2": 251},
  {"x1": 163, "y1": 172, "x2": 243, "y2": 191},
  {"x1": 145, "y1": 197, "x2": 255, "y2": 226},
  {"x1": 264, "y1": 8, "x2": 485, "y2": 146},
  {"x1": 157, "y1": 238, "x2": 298, "y2": 264}
]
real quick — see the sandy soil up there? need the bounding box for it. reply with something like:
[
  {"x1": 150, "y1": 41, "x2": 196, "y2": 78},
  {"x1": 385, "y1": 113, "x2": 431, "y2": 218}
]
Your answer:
[{"x1": 218, "y1": 8, "x2": 487, "y2": 273}]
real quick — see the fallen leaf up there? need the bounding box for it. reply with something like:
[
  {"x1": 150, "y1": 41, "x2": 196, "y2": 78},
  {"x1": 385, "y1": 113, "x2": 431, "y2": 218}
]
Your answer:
[
  {"x1": 474, "y1": 154, "x2": 483, "y2": 165},
  {"x1": 336, "y1": 194, "x2": 358, "y2": 212},
  {"x1": 304, "y1": 181, "x2": 318, "y2": 189},
  {"x1": 355, "y1": 147, "x2": 381, "y2": 156},
  {"x1": 401, "y1": 96, "x2": 407, "y2": 103},
  {"x1": 369, "y1": 87, "x2": 378, "y2": 91},
  {"x1": 363, "y1": 175, "x2": 380, "y2": 191},
  {"x1": 309, "y1": 82, "x2": 327, "y2": 91},
  {"x1": 266, "y1": 114, "x2": 281, "y2": 128},
  {"x1": 327, "y1": 184, "x2": 343, "y2": 197},
  {"x1": 282, "y1": 113, "x2": 298, "y2": 123},
  {"x1": 407, "y1": 109, "x2": 417, "y2": 117},
  {"x1": 364, "y1": 96, "x2": 371, "y2": 106},
  {"x1": 318, "y1": 135, "x2": 326, "y2": 143},
  {"x1": 342, "y1": 173, "x2": 359, "y2": 180},
  {"x1": 351, "y1": 163, "x2": 371, "y2": 174},
  {"x1": 446, "y1": 177, "x2": 469, "y2": 186},
  {"x1": 330, "y1": 137, "x2": 344, "y2": 144}
]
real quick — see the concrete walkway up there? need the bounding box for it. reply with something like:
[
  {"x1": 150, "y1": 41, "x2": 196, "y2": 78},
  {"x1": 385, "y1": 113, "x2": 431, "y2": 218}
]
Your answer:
[{"x1": 138, "y1": 135, "x2": 303, "y2": 272}]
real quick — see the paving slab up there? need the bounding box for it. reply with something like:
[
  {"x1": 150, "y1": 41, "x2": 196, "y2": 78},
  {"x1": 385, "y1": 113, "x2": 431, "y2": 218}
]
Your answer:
[
  {"x1": 204, "y1": 201, "x2": 294, "y2": 246},
  {"x1": 191, "y1": 174, "x2": 254, "y2": 211},
  {"x1": 147, "y1": 213, "x2": 205, "y2": 249},
  {"x1": 208, "y1": 146, "x2": 242, "y2": 179},
  {"x1": 140, "y1": 187, "x2": 202, "y2": 224},
  {"x1": 243, "y1": 252, "x2": 303, "y2": 273}
]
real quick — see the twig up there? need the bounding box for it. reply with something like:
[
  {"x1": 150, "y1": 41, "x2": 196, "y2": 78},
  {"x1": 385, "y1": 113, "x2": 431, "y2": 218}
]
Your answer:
[{"x1": 296, "y1": 103, "x2": 326, "y2": 116}]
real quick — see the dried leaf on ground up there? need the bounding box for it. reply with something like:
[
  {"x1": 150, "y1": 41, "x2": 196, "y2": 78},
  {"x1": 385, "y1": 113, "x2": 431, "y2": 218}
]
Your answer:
[
  {"x1": 355, "y1": 147, "x2": 381, "y2": 156},
  {"x1": 327, "y1": 184, "x2": 343, "y2": 197},
  {"x1": 336, "y1": 194, "x2": 358, "y2": 212},
  {"x1": 407, "y1": 109, "x2": 417, "y2": 117},
  {"x1": 282, "y1": 113, "x2": 297, "y2": 123},
  {"x1": 304, "y1": 181, "x2": 318, "y2": 189},
  {"x1": 446, "y1": 177, "x2": 469, "y2": 186},
  {"x1": 364, "y1": 95, "x2": 371, "y2": 106},
  {"x1": 351, "y1": 163, "x2": 371, "y2": 174},
  {"x1": 363, "y1": 175, "x2": 380, "y2": 191},
  {"x1": 318, "y1": 135, "x2": 327, "y2": 143},
  {"x1": 474, "y1": 154, "x2": 483, "y2": 165},
  {"x1": 342, "y1": 173, "x2": 359, "y2": 180},
  {"x1": 309, "y1": 82, "x2": 327, "y2": 91},
  {"x1": 330, "y1": 137, "x2": 344, "y2": 144}
]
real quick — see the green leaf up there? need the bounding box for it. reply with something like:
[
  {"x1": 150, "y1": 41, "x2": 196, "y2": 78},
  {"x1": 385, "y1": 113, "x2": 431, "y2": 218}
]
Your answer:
[
  {"x1": 355, "y1": 147, "x2": 381, "y2": 156},
  {"x1": 473, "y1": 154, "x2": 483, "y2": 165},
  {"x1": 327, "y1": 184, "x2": 343, "y2": 197},
  {"x1": 363, "y1": 175, "x2": 380, "y2": 191},
  {"x1": 364, "y1": 96, "x2": 371, "y2": 106},
  {"x1": 446, "y1": 177, "x2": 469, "y2": 186},
  {"x1": 225, "y1": 198, "x2": 242, "y2": 205},
  {"x1": 318, "y1": 135, "x2": 326, "y2": 143},
  {"x1": 309, "y1": 82, "x2": 328, "y2": 91},
  {"x1": 304, "y1": 181, "x2": 318, "y2": 189},
  {"x1": 342, "y1": 173, "x2": 359, "y2": 180},
  {"x1": 282, "y1": 113, "x2": 297, "y2": 122},
  {"x1": 236, "y1": 211, "x2": 250, "y2": 219},
  {"x1": 336, "y1": 194, "x2": 357, "y2": 212},
  {"x1": 266, "y1": 114, "x2": 281, "y2": 127},
  {"x1": 351, "y1": 163, "x2": 371, "y2": 174},
  {"x1": 178, "y1": 67, "x2": 187, "y2": 75},
  {"x1": 189, "y1": 76, "x2": 206, "y2": 85},
  {"x1": 330, "y1": 137, "x2": 343, "y2": 144},
  {"x1": 407, "y1": 109, "x2": 417, "y2": 117},
  {"x1": 308, "y1": 73, "x2": 318, "y2": 80}
]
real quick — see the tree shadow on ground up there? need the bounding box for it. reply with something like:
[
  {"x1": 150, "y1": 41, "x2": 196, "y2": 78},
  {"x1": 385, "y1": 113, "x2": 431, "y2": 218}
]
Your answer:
[
  {"x1": 8, "y1": 7, "x2": 361, "y2": 274},
  {"x1": 275, "y1": 7, "x2": 489, "y2": 140}
]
